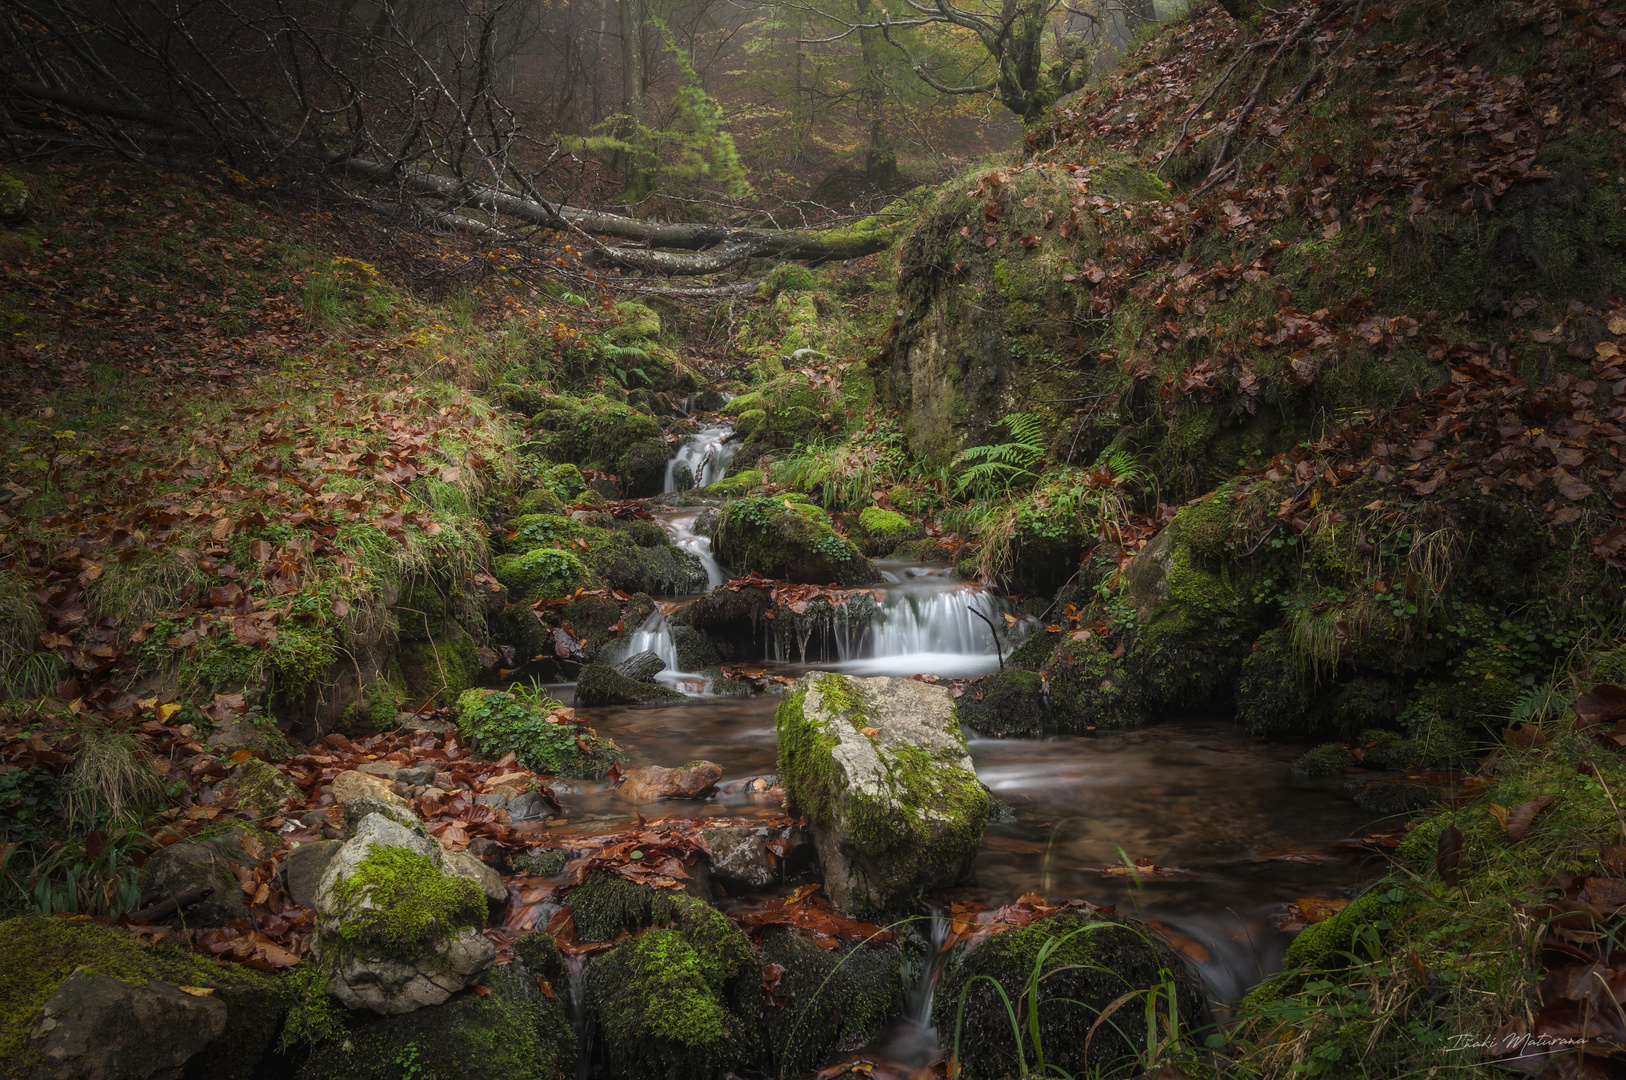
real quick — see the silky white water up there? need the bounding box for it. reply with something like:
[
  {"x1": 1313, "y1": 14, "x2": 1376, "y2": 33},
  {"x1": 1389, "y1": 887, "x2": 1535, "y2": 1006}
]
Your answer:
[{"x1": 663, "y1": 424, "x2": 740, "y2": 492}]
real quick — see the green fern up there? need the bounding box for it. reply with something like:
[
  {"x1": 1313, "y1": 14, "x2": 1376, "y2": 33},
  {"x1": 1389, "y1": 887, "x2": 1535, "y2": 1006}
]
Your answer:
[{"x1": 954, "y1": 414, "x2": 1047, "y2": 497}]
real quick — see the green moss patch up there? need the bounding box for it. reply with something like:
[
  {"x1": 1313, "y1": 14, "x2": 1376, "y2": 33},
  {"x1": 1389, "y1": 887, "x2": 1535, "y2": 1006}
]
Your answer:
[
  {"x1": 328, "y1": 846, "x2": 485, "y2": 956},
  {"x1": 454, "y1": 686, "x2": 619, "y2": 778}
]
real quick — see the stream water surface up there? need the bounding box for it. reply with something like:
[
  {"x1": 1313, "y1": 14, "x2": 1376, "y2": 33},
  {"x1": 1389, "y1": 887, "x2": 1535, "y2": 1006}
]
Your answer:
[{"x1": 551, "y1": 412, "x2": 1385, "y2": 1068}]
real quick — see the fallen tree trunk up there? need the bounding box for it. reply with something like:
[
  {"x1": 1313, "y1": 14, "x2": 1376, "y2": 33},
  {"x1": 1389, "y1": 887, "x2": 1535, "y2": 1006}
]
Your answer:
[
  {"x1": 339, "y1": 157, "x2": 912, "y2": 275},
  {"x1": 1, "y1": 80, "x2": 911, "y2": 277}
]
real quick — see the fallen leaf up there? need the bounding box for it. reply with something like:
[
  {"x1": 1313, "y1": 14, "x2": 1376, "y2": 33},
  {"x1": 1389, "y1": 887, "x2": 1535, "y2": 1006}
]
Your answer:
[
  {"x1": 1505, "y1": 796, "x2": 1557, "y2": 841},
  {"x1": 176, "y1": 986, "x2": 215, "y2": 997}
]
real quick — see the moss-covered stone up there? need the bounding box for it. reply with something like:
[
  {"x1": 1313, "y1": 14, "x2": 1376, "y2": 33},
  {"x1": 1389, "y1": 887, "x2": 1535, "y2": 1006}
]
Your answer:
[
  {"x1": 224, "y1": 757, "x2": 301, "y2": 814},
  {"x1": 523, "y1": 394, "x2": 661, "y2": 474},
  {"x1": 777, "y1": 673, "x2": 989, "y2": 915},
  {"x1": 701, "y1": 469, "x2": 766, "y2": 497},
  {"x1": 573, "y1": 663, "x2": 687, "y2": 707},
  {"x1": 585, "y1": 534, "x2": 708, "y2": 595},
  {"x1": 0, "y1": 915, "x2": 281, "y2": 1080},
  {"x1": 397, "y1": 619, "x2": 480, "y2": 705},
  {"x1": 853, "y1": 506, "x2": 926, "y2": 557},
  {"x1": 932, "y1": 911, "x2": 1202, "y2": 1080},
  {"x1": 328, "y1": 845, "x2": 486, "y2": 956},
  {"x1": 582, "y1": 883, "x2": 761, "y2": 1080},
  {"x1": 957, "y1": 668, "x2": 1048, "y2": 737},
  {"x1": 493, "y1": 547, "x2": 590, "y2": 604},
  {"x1": 455, "y1": 687, "x2": 620, "y2": 778},
  {"x1": 292, "y1": 965, "x2": 575, "y2": 1080},
  {"x1": 1291, "y1": 741, "x2": 1356, "y2": 778},
  {"x1": 714, "y1": 497, "x2": 879, "y2": 585},
  {"x1": 759, "y1": 927, "x2": 901, "y2": 1078},
  {"x1": 512, "y1": 484, "x2": 564, "y2": 517}
]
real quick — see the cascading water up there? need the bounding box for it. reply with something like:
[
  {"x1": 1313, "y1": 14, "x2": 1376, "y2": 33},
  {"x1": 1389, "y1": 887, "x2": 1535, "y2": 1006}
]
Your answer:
[
  {"x1": 655, "y1": 509, "x2": 725, "y2": 589},
  {"x1": 566, "y1": 955, "x2": 593, "y2": 1080},
  {"x1": 770, "y1": 564, "x2": 1035, "y2": 680},
  {"x1": 664, "y1": 424, "x2": 740, "y2": 493}
]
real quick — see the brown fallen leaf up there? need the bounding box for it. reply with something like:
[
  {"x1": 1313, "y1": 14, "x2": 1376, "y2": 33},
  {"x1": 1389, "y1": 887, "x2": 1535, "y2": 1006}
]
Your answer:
[
  {"x1": 1505, "y1": 796, "x2": 1557, "y2": 841},
  {"x1": 859, "y1": 727, "x2": 881, "y2": 738},
  {"x1": 1294, "y1": 896, "x2": 1349, "y2": 924},
  {"x1": 176, "y1": 986, "x2": 215, "y2": 997}
]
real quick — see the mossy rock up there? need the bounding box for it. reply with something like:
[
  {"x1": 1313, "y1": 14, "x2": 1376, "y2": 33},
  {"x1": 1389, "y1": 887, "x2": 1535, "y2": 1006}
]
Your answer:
[
  {"x1": 493, "y1": 547, "x2": 590, "y2": 604},
  {"x1": 560, "y1": 593, "x2": 622, "y2": 657},
  {"x1": 731, "y1": 408, "x2": 766, "y2": 439},
  {"x1": 292, "y1": 966, "x2": 574, "y2": 1080},
  {"x1": 455, "y1": 687, "x2": 620, "y2": 778},
  {"x1": 524, "y1": 394, "x2": 661, "y2": 473},
  {"x1": 714, "y1": 497, "x2": 879, "y2": 585},
  {"x1": 1278, "y1": 882, "x2": 1411, "y2": 975},
  {"x1": 956, "y1": 668, "x2": 1048, "y2": 737},
  {"x1": 512, "y1": 485, "x2": 564, "y2": 518},
  {"x1": 759, "y1": 927, "x2": 902, "y2": 1078},
  {"x1": 700, "y1": 469, "x2": 766, "y2": 497},
  {"x1": 223, "y1": 757, "x2": 301, "y2": 814},
  {"x1": 617, "y1": 519, "x2": 671, "y2": 547},
  {"x1": 585, "y1": 535, "x2": 708, "y2": 596},
  {"x1": 1235, "y1": 627, "x2": 1316, "y2": 736},
  {"x1": 573, "y1": 663, "x2": 687, "y2": 707},
  {"x1": 671, "y1": 624, "x2": 719, "y2": 671},
  {"x1": 1291, "y1": 741, "x2": 1356, "y2": 778},
  {"x1": 582, "y1": 881, "x2": 762, "y2": 1080},
  {"x1": 776, "y1": 672, "x2": 989, "y2": 916},
  {"x1": 932, "y1": 911, "x2": 1202, "y2": 1080},
  {"x1": 397, "y1": 620, "x2": 480, "y2": 706},
  {"x1": 1005, "y1": 626, "x2": 1060, "y2": 669},
  {"x1": 620, "y1": 436, "x2": 673, "y2": 498},
  {"x1": 853, "y1": 507, "x2": 926, "y2": 557},
  {"x1": 0, "y1": 915, "x2": 282, "y2": 1080}
]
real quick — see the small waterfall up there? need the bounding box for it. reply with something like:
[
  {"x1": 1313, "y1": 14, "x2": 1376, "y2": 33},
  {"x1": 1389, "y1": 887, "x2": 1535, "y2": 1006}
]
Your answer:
[
  {"x1": 664, "y1": 423, "x2": 740, "y2": 493},
  {"x1": 567, "y1": 955, "x2": 593, "y2": 1080},
  {"x1": 626, "y1": 610, "x2": 682, "y2": 672},
  {"x1": 904, "y1": 905, "x2": 953, "y2": 1023},
  {"x1": 655, "y1": 509, "x2": 724, "y2": 590},
  {"x1": 867, "y1": 584, "x2": 1005, "y2": 658}
]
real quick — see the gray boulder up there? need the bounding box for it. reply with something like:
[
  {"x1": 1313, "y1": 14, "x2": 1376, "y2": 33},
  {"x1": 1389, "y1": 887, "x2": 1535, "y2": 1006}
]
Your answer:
[
  {"x1": 28, "y1": 968, "x2": 227, "y2": 1080},
  {"x1": 776, "y1": 672, "x2": 990, "y2": 916},
  {"x1": 312, "y1": 813, "x2": 495, "y2": 1015},
  {"x1": 281, "y1": 840, "x2": 342, "y2": 909},
  {"x1": 138, "y1": 842, "x2": 249, "y2": 928},
  {"x1": 700, "y1": 825, "x2": 805, "y2": 891}
]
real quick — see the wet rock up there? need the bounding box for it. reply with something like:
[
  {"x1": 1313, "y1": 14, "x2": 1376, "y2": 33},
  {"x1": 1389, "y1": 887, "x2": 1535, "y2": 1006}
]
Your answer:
[
  {"x1": 614, "y1": 649, "x2": 667, "y2": 681},
  {"x1": 218, "y1": 757, "x2": 301, "y2": 815},
  {"x1": 699, "y1": 824, "x2": 803, "y2": 891},
  {"x1": 340, "y1": 794, "x2": 420, "y2": 834},
  {"x1": 574, "y1": 663, "x2": 687, "y2": 706},
  {"x1": 486, "y1": 771, "x2": 531, "y2": 795},
  {"x1": 282, "y1": 840, "x2": 342, "y2": 909},
  {"x1": 777, "y1": 671, "x2": 990, "y2": 916},
  {"x1": 396, "y1": 712, "x2": 456, "y2": 735},
  {"x1": 356, "y1": 761, "x2": 398, "y2": 778},
  {"x1": 138, "y1": 842, "x2": 250, "y2": 927},
  {"x1": 671, "y1": 460, "x2": 695, "y2": 492},
  {"x1": 444, "y1": 848, "x2": 509, "y2": 915},
  {"x1": 933, "y1": 910, "x2": 1202, "y2": 1080},
  {"x1": 466, "y1": 837, "x2": 510, "y2": 872},
  {"x1": 312, "y1": 813, "x2": 494, "y2": 1015},
  {"x1": 290, "y1": 965, "x2": 575, "y2": 1080},
  {"x1": 618, "y1": 760, "x2": 722, "y2": 802},
  {"x1": 28, "y1": 968, "x2": 228, "y2": 1080},
  {"x1": 957, "y1": 668, "x2": 1048, "y2": 737},
  {"x1": 714, "y1": 497, "x2": 881, "y2": 585},
  {"x1": 759, "y1": 927, "x2": 902, "y2": 1078},
  {"x1": 671, "y1": 625, "x2": 719, "y2": 670},
  {"x1": 331, "y1": 769, "x2": 410, "y2": 808},
  {"x1": 579, "y1": 880, "x2": 760, "y2": 1080},
  {"x1": 506, "y1": 790, "x2": 554, "y2": 822},
  {"x1": 394, "y1": 763, "x2": 440, "y2": 786}
]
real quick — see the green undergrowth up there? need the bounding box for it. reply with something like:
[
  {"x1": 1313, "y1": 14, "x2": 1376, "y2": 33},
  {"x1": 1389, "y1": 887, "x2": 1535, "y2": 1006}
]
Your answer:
[
  {"x1": 454, "y1": 685, "x2": 619, "y2": 779},
  {"x1": 327, "y1": 845, "x2": 484, "y2": 958},
  {"x1": 1220, "y1": 655, "x2": 1626, "y2": 1077}
]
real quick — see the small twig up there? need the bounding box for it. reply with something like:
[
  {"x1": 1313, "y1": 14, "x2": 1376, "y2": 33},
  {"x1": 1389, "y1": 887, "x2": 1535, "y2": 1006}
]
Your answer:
[
  {"x1": 129, "y1": 885, "x2": 213, "y2": 923},
  {"x1": 968, "y1": 606, "x2": 1005, "y2": 671}
]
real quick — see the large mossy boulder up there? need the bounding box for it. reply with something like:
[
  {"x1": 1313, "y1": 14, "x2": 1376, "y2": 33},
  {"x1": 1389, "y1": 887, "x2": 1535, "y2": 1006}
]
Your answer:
[
  {"x1": 575, "y1": 877, "x2": 762, "y2": 1080},
  {"x1": 933, "y1": 911, "x2": 1203, "y2": 1080},
  {"x1": 714, "y1": 497, "x2": 879, "y2": 585},
  {"x1": 574, "y1": 663, "x2": 687, "y2": 706},
  {"x1": 455, "y1": 686, "x2": 619, "y2": 778},
  {"x1": 759, "y1": 927, "x2": 902, "y2": 1078},
  {"x1": 292, "y1": 965, "x2": 575, "y2": 1080},
  {"x1": 776, "y1": 672, "x2": 990, "y2": 916},
  {"x1": 312, "y1": 814, "x2": 495, "y2": 1015},
  {"x1": 0, "y1": 915, "x2": 281, "y2": 1080},
  {"x1": 493, "y1": 547, "x2": 590, "y2": 605}
]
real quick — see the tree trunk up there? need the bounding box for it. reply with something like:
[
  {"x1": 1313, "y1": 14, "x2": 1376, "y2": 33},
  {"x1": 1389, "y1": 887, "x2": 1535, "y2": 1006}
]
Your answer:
[
  {"x1": 853, "y1": 0, "x2": 896, "y2": 186},
  {"x1": 340, "y1": 156, "x2": 907, "y2": 274}
]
